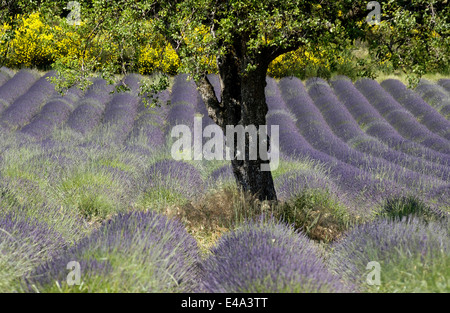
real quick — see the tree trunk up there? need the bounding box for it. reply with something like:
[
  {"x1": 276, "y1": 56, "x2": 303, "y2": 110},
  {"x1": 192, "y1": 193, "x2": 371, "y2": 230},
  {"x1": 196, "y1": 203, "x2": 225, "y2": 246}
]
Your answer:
[
  {"x1": 197, "y1": 51, "x2": 278, "y2": 201},
  {"x1": 232, "y1": 59, "x2": 277, "y2": 201},
  {"x1": 220, "y1": 55, "x2": 277, "y2": 201}
]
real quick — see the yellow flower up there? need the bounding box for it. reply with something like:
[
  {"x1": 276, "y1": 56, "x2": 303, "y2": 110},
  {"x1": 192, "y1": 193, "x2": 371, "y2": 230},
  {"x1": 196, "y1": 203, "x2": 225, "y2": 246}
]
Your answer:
[{"x1": 431, "y1": 30, "x2": 439, "y2": 38}]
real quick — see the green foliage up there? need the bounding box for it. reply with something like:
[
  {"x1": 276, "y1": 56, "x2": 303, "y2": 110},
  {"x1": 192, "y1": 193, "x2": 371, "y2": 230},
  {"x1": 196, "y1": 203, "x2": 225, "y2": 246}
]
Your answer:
[
  {"x1": 1, "y1": 1, "x2": 449, "y2": 90},
  {"x1": 362, "y1": 0, "x2": 450, "y2": 87},
  {"x1": 378, "y1": 195, "x2": 436, "y2": 222},
  {"x1": 279, "y1": 190, "x2": 351, "y2": 242},
  {"x1": 370, "y1": 253, "x2": 450, "y2": 293},
  {"x1": 0, "y1": 184, "x2": 19, "y2": 208}
]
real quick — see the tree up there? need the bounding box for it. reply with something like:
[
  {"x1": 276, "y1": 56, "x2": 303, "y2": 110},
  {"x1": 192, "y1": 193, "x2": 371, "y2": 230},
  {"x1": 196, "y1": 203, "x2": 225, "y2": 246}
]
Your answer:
[
  {"x1": 103, "y1": 0, "x2": 361, "y2": 201},
  {"x1": 1, "y1": 0, "x2": 448, "y2": 201},
  {"x1": 363, "y1": 0, "x2": 450, "y2": 85}
]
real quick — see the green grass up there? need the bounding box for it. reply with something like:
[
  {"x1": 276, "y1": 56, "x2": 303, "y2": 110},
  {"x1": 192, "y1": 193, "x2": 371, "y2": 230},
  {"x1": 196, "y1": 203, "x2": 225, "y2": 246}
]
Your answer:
[
  {"x1": 278, "y1": 189, "x2": 352, "y2": 242},
  {"x1": 377, "y1": 195, "x2": 436, "y2": 222},
  {"x1": 135, "y1": 187, "x2": 188, "y2": 213},
  {"x1": 367, "y1": 253, "x2": 450, "y2": 293},
  {"x1": 54, "y1": 166, "x2": 129, "y2": 220}
]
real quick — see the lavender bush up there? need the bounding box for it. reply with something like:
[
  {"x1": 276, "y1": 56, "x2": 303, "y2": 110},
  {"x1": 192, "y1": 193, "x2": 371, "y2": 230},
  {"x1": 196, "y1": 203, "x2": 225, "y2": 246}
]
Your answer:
[
  {"x1": 100, "y1": 93, "x2": 139, "y2": 143},
  {"x1": 330, "y1": 217, "x2": 450, "y2": 291},
  {"x1": 0, "y1": 209, "x2": 67, "y2": 261},
  {"x1": 0, "y1": 67, "x2": 12, "y2": 87},
  {"x1": 126, "y1": 115, "x2": 166, "y2": 150},
  {"x1": 166, "y1": 103, "x2": 196, "y2": 129},
  {"x1": 416, "y1": 79, "x2": 450, "y2": 120},
  {"x1": 0, "y1": 69, "x2": 38, "y2": 114},
  {"x1": 275, "y1": 169, "x2": 340, "y2": 202},
  {"x1": 304, "y1": 79, "x2": 448, "y2": 191},
  {"x1": 438, "y1": 79, "x2": 450, "y2": 93},
  {"x1": 0, "y1": 208, "x2": 68, "y2": 292},
  {"x1": 170, "y1": 74, "x2": 200, "y2": 106},
  {"x1": 201, "y1": 217, "x2": 350, "y2": 292},
  {"x1": 66, "y1": 99, "x2": 106, "y2": 134},
  {"x1": 27, "y1": 211, "x2": 201, "y2": 292},
  {"x1": 266, "y1": 111, "x2": 404, "y2": 215},
  {"x1": 122, "y1": 73, "x2": 143, "y2": 93},
  {"x1": 0, "y1": 72, "x2": 54, "y2": 129},
  {"x1": 20, "y1": 98, "x2": 77, "y2": 140},
  {"x1": 141, "y1": 159, "x2": 204, "y2": 200},
  {"x1": 276, "y1": 78, "x2": 436, "y2": 196},
  {"x1": 330, "y1": 78, "x2": 449, "y2": 181},
  {"x1": 266, "y1": 77, "x2": 288, "y2": 111}
]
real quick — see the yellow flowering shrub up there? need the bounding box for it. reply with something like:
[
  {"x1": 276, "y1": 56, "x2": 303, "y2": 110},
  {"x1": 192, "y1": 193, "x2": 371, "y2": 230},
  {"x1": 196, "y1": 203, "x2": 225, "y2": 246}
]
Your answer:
[
  {"x1": 138, "y1": 23, "x2": 217, "y2": 75},
  {"x1": 268, "y1": 46, "x2": 331, "y2": 78},
  {"x1": 4, "y1": 13, "x2": 56, "y2": 68},
  {"x1": 1, "y1": 12, "x2": 358, "y2": 79},
  {"x1": 138, "y1": 40, "x2": 180, "y2": 75},
  {"x1": 1, "y1": 12, "x2": 181, "y2": 75}
]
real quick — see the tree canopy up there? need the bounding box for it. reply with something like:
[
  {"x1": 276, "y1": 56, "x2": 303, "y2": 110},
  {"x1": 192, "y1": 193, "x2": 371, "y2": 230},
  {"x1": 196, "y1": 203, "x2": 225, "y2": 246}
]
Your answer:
[{"x1": 1, "y1": 0, "x2": 448, "y2": 90}]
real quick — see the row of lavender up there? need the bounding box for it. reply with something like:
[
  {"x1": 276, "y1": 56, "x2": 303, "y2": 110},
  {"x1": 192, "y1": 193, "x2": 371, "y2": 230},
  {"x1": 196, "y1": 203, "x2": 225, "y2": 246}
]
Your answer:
[
  {"x1": 0, "y1": 68, "x2": 448, "y2": 158},
  {"x1": 3, "y1": 207, "x2": 447, "y2": 292},
  {"x1": 0, "y1": 68, "x2": 449, "y2": 214},
  {"x1": 265, "y1": 77, "x2": 449, "y2": 213},
  {"x1": 0, "y1": 69, "x2": 168, "y2": 147}
]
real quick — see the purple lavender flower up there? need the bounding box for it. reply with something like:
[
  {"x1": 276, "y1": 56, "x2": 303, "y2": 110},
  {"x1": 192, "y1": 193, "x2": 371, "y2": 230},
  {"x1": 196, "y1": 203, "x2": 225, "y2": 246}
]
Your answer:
[
  {"x1": 85, "y1": 78, "x2": 115, "y2": 96},
  {"x1": 66, "y1": 99, "x2": 105, "y2": 134},
  {"x1": 266, "y1": 77, "x2": 288, "y2": 111},
  {"x1": 102, "y1": 93, "x2": 139, "y2": 124},
  {"x1": 416, "y1": 79, "x2": 450, "y2": 120},
  {"x1": 0, "y1": 72, "x2": 57, "y2": 129},
  {"x1": 331, "y1": 78, "x2": 450, "y2": 166},
  {"x1": 0, "y1": 209, "x2": 68, "y2": 263},
  {"x1": 201, "y1": 217, "x2": 350, "y2": 292},
  {"x1": 122, "y1": 73, "x2": 143, "y2": 93},
  {"x1": 137, "y1": 89, "x2": 171, "y2": 115},
  {"x1": 210, "y1": 164, "x2": 233, "y2": 182},
  {"x1": 0, "y1": 74, "x2": 9, "y2": 90},
  {"x1": 275, "y1": 170, "x2": 339, "y2": 202},
  {"x1": 330, "y1": 217, "x2": 449, "y2": 289},
  {"x1": 276, "y1": 78, "x2": 442, "y2": 194},
  {"x1": 126, "y1": 114, "x2": 166, "y2": 150},
  {"x1": 355, "y1": 78, "x2": 450, "y2": 154},
  {"x1": 330, "y1": 78, "x2": 450, "y2": 181},
  {"x1": 438, "y1": 79, "x2": 450, "y2": 94},
  {"x1": 266, "y1": 111, "x2": 403, "y2": 212},
  {"x1": 381, "y1": 79, "x2": 450, "y2": 140},
  {"x1": 20, "y1": 99, "x2": 75, "y2": 140},
  {"x1": 166, "y1": 103, "x2": 196, "y2": 129},
  {"x1": 0, "y1": 67, "x2": 13, "y2": 87},
  {"x1": 0, "y1": 70, "x2": 38, "y2": 112},
  {"x1": 28, "y1": 211, "x2": 201, "y2": 292},
  {"x1": 170, "y1": 74, "x2": 200, "y2": 106},
  {"x1": 97, "y1": 92, "x2": 140, "y2": 143},
  {"x1": 142, "y1": 159, "x2": 204, "y2": 199}
]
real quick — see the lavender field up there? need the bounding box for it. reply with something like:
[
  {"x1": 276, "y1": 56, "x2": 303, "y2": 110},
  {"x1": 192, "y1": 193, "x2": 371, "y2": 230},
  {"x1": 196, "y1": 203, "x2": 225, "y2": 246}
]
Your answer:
[{"x1": 0, "y1": 67, "x2": 449, "y2": 293}]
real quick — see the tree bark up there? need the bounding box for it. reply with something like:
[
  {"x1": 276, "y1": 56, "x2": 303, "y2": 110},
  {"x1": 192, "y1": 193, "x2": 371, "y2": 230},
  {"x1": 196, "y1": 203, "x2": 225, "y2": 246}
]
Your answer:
[
  {"x1": 197, "y1": 52, "x2": 277, "y2": 201},
  {"x1": 232, "y1": 57, "x2": 277, "y2": 201}
]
